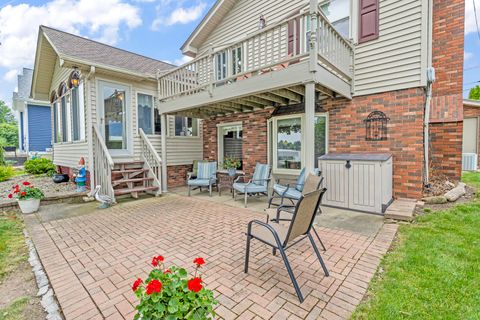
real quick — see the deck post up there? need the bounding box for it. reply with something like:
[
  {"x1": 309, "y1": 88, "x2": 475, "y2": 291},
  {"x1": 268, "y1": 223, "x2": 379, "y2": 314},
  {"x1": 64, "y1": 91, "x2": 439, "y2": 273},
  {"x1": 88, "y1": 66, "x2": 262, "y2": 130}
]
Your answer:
[
  {"x1": 160, "y1": 113, "x2": 168, "y2": 192},
  {"x1": 309, "y1": 0, "x2": 319, "y2": 73},
  {"x1": 304, "y1": 82, "x2": 316, "y2": 173}
]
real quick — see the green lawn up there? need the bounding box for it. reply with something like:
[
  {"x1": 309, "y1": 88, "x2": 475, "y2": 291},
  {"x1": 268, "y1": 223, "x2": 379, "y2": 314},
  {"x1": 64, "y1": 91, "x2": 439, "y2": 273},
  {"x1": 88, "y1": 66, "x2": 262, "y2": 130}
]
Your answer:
[
  {"x1": 0, "y1": 215, "x2": 27, "y2": 281},
  {"x1": 0, "y1": 298, "x2": 29, "y2": 320},
  {"x1": 353, "y1": 173, "x2": 480, "y2": 320}
]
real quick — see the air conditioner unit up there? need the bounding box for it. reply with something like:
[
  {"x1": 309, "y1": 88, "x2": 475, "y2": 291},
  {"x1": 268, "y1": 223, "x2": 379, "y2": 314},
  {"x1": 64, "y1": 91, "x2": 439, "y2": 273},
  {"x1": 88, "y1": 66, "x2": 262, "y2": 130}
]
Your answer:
[{"x1": 462, "y1": 153, "x2": 478, "y2": 171}]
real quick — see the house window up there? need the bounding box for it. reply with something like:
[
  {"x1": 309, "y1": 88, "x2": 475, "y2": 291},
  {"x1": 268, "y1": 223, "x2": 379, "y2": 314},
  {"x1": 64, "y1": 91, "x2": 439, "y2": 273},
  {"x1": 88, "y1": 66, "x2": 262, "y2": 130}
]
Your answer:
[
  {"x1": 52, "y1": 79, "x2": 85, "y2": 143},
  {"x1": 174, "y1": 116, "x2": 198, "y2": 136},
  {"x1": 276, "y1": 117, "x2": 302, "y2": 170},
  {"x1": 272, "y1": 114, "x2": 328, "y2": 172},
  {"x1": 137, "y1": 93, "x2": 161, "y2": 135},
  {"x1": 215, "y1": 51, "x2": 227, "y2": 80},
  {"x1": 231, "y1": 46, "x2": 242, "y2": 75},
  {"x1": 320, "y1": 0, "x2": 351, "y2": 38}
]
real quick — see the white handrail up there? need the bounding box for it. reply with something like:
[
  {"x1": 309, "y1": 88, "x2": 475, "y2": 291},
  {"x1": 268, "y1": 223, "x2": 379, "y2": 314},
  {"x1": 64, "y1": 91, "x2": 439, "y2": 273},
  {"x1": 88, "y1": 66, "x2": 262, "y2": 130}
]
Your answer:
[
  {"x1": 139, "y1": 128, "x2": 162, "y2": 195},
  {"x1": 92, "y1": 125, "x2": 115, "y2": 201}
]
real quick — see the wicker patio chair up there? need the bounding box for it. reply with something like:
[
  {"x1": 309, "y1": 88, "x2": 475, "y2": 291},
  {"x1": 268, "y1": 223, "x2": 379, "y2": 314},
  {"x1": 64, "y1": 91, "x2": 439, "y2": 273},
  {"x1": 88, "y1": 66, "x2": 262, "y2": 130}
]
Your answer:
[{"x1": 244, "y1": 188, "x2": 329, "y2": 303}]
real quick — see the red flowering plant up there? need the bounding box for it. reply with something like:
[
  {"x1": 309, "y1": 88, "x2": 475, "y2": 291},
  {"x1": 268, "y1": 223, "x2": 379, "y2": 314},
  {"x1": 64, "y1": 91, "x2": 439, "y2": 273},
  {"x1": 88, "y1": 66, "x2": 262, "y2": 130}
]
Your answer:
[
  {"x1": 132, "y1": 255, "x2": 217, "y2": 319},
  {"x1": 7, "y1": 181, "x2": 44, "y2": 200}
]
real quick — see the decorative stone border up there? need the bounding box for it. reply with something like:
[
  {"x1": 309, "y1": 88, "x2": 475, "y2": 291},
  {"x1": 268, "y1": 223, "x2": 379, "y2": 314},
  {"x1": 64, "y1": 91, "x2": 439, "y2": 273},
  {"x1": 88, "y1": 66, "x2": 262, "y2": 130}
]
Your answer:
[{"x1": 24, "y1": 229, "x2": 63, "y2": 320}]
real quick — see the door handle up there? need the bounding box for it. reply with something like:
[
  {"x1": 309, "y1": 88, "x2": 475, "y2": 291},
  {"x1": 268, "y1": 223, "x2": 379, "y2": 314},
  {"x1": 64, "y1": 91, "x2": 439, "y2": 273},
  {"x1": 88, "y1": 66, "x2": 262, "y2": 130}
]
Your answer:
[{"x1": 345, "y1": 160, "x2": 351, "y2": 169}]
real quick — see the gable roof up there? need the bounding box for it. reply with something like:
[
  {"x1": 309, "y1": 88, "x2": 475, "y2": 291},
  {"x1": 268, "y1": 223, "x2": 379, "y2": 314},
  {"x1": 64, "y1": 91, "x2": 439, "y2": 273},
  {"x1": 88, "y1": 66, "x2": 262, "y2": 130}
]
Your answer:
[
  {"x1": 41, "y1": 26, "x2": 175, "y2": 76},
  {"x1": 180, "y1": 0, "x2": 236, "y2": 57}
]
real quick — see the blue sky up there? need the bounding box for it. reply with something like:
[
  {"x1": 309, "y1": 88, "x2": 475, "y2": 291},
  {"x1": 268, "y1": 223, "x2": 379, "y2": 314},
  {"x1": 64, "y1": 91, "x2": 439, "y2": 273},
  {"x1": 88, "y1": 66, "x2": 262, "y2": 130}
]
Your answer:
[{"x1": 0, "y1": 0, "x2": 479, "y2": 108}]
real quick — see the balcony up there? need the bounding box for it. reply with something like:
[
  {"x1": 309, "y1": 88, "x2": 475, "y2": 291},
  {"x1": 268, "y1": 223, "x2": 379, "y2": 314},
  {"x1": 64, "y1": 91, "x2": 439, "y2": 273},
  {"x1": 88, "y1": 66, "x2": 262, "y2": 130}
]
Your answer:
[{"x1": 158, "y1": 10, "x2": 354, "y2": 117}]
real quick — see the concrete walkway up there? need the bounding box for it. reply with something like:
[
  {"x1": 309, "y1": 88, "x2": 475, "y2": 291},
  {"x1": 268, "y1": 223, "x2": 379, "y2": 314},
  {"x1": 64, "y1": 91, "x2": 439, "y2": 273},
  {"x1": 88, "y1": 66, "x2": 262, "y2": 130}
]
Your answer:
[{"x1": 24, "y1": 194, "x2": 397, "y2": 320}]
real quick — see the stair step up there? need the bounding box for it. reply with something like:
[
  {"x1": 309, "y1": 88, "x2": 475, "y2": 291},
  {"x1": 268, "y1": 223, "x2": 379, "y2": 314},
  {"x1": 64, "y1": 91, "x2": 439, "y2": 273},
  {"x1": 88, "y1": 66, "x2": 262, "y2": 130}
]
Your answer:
[
  {"x1": 112, "y1": 168, "x2": 149, "y2": 174},
  {"x1": 115, "y1": 161, "x2": 144, "y2": 165},
  {"x1": 114, "y1": 186, "x2": 159, "y2": 196},
  {"x1": 112, "y1": 177, "x2": 154, "y2": 186}
]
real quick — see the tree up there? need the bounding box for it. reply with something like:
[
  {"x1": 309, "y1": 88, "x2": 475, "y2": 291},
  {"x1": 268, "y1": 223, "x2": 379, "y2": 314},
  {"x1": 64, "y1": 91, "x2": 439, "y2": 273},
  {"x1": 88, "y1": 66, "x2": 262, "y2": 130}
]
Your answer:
[
  {"x1": 0, "y1": 100, "x2": 16, "y2": 124},
  {"x1": 0, "y1": 101, "x2": 18, "y2": 147},
  {"x1": 469, "y1": 85, "x2": 480, "y2": 100}
]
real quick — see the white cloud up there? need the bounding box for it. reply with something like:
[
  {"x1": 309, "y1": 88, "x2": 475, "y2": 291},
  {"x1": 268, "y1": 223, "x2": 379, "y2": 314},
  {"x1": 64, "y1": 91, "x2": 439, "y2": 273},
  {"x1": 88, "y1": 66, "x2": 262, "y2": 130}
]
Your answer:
[
  {"x1": 465, "y1": 0, "x2": 480, "y2": 35},
  {"x1": 174, "y1": 56, "x2": 193, "y2": 65},
  {"x1": 151, "y1": 2, "x2": 206, "y2": 30},
  {"x1": 0, "y1": 0, "x2": 142, "y2": 72},
  {"x1": 3, "y1": 69, "x2": 18, "y2": 83}
]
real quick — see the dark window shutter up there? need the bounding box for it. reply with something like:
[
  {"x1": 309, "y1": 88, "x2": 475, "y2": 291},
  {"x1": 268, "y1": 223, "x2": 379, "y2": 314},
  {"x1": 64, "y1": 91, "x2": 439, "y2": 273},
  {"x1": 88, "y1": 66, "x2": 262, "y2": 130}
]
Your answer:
[
  {"x1": 358, "y1": 0, "x2": 379, "y2": 43},
  {"x1": 288, "y1": 18, "x2": 301, "y2": 55}
]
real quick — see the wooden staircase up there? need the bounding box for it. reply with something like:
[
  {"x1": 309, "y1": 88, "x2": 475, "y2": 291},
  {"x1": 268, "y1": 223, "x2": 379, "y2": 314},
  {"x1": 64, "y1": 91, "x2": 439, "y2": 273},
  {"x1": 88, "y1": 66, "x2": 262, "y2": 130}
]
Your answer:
[{"x1": 112, "y1": 161, "x2": 160, "y2": 198}]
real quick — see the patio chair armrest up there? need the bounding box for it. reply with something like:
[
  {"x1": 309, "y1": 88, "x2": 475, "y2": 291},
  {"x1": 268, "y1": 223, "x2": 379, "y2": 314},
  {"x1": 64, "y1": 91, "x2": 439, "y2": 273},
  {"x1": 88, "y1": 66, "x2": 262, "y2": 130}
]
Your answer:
[
  {"x1": 247, "y1": 220, "x2": 283, "y2": 246},
  {"x1": 235, "y1": 175, "x2": 250, "y2": 183},
  {"x1": 187, "y1": 172, "x2": 194, "y2": 180}
]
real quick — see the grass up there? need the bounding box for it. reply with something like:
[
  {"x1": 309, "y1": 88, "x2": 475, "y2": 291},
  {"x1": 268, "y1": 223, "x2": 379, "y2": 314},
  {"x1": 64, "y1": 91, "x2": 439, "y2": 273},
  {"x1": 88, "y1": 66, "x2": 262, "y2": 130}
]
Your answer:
[
  {"x1": 462, "y1": 171, "x2": 480, "y2": 190},
  {"x1": 352, "y1": 172, "x2": 480, "y2": 320},
  {"x1": 0, "y1": 215, "x2": 27, "y2": 281},
  {"x1": 0, "y1": 297, "x2": 29, "y2": 320}
]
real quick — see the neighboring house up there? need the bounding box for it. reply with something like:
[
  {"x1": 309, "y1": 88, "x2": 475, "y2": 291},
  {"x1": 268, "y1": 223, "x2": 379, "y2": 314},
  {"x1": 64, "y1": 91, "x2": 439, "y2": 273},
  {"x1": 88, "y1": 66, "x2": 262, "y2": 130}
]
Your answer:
[
  {"x1": 463, "y1": 99, "x2": 480, "y2": 171},
  {"x1": 12, "y1": 68, "x2": 51, "y2": 154},
  {"x1": 30, "y1": 0, "x2": 465, "y2": 210}
]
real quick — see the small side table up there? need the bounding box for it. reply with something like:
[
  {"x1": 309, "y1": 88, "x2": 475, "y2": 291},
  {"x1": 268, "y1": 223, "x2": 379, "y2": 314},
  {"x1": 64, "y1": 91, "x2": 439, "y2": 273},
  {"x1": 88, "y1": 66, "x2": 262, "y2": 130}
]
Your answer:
[{"x1": 217, "y1": 170, "x2": 244, "y2": 196}]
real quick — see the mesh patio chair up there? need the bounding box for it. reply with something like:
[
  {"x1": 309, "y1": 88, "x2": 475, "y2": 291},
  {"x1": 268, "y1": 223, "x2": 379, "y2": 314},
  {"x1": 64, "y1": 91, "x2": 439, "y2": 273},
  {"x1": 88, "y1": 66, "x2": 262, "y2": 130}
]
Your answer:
[
  {"x1": 233, "y1": 163, "x2": 271, "y2": 208},
  {"x1": 268, "y1": 167, "x2": 307, "y2": 208},
  {"x1": 187, "y1": 161, "x2": 217, "y2": 197},
  {"x1": 266, "y1": 173, "x2": 327, "y2": 250},
  {"x1": 245, "y1": 188, "x2": 329, "y2": 303}
]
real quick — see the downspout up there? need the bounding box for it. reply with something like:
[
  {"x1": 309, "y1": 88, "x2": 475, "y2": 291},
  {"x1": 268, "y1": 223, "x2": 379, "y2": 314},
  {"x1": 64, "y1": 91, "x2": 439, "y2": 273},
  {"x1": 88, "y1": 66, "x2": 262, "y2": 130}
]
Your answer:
[
  {"x1": 86, "y1": 66, "x2": 96, "y2": 194},
  {"x1": 424, "y1": 0, "x2": 434, "y2": 187}
]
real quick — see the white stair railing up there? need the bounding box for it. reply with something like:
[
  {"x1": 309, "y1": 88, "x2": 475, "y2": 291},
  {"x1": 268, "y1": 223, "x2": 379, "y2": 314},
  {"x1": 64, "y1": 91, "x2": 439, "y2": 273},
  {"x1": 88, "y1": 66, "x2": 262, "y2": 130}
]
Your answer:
[
  {"x1": 92, "y1": 125, "x2": 115, "y2": 201},
  {"x1": 139, "y1": 128, "x2": 162, "y2": 195}
]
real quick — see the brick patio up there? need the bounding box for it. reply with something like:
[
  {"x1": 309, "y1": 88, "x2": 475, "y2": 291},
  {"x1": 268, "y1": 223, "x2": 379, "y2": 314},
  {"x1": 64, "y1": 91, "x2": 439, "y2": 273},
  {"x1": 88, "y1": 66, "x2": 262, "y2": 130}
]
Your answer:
[{"x1": 24, "y1": 195, "x2": 398, "y2": 320}]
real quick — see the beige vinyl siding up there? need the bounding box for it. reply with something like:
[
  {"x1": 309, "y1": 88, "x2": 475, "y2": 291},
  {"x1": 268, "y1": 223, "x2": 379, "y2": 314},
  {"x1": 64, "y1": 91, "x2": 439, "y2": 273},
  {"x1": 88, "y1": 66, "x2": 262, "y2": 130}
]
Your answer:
[
  {"x1": 197, "y1": 0, "x2": 307, "y2": 53},
  {"x1": 53, "y1": 142, "x2": 89, "y2": 169},
  {"x1": 353, "y1": 0, "x2": 426, "y2": 96}
]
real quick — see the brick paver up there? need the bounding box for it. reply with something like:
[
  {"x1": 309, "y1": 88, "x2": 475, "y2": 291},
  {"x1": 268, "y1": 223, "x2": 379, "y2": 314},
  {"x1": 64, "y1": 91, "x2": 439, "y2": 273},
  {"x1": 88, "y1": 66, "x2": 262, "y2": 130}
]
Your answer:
[{"x1": 25, "y1": 195, "x2": 398, "y2": 319}]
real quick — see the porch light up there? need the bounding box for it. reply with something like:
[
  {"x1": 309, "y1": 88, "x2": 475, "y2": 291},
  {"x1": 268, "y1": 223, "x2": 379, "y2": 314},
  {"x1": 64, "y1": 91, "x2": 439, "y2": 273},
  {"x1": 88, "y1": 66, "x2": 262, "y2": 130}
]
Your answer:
[
  {"x1": 69, "y1": 67, "x2": 81, "y2": 88},
  {"x1": 259, "y1": 15, "x2": 266, "y2": 29}
]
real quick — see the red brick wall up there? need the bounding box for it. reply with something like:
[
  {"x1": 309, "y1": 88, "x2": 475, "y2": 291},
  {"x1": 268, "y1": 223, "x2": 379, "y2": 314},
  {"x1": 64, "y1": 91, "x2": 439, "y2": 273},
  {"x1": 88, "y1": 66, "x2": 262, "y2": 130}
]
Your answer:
[
  {"x1": 324, "y1": 88, "x2": 425, "y2": 199},
  {"x1": 428, "y1": 0, "x2": 465, "y2": 181},
  {"x1": 167, "y1": 164, "x2": 193, "y2": 187},
  {"x1": 203, "y1": 109, "x2": 273, "y2": 176},
  {"x1": 56, "y1": 165, "x2": 91, "y2": 189}
]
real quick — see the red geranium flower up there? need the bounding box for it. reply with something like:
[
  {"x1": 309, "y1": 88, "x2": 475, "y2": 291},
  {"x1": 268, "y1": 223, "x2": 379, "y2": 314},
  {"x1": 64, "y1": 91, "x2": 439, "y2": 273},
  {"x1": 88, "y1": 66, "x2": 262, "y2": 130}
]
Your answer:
[
  {"x1": 23, "y1": 181, "x2": 31, "y2": 186},
  {"x1": 193, "y1": 257, "x2": 205, "y2": 267},
  {"x1": 164, "y1": 269, "x2": 171, "y2": 274},
  {"x1": 151, "y1": 255, "x2": 164, "y2": 267},
  {"x1": 187, "y1": 277, "x2": 203, "y2": 293},
  {"x1": 145, "y1": 279, "x2": 162, "y2": 295},
  {"x1": 7, "y1": 194, "x2": 12, "y2": 199},
  {"x1": 13, "y1": 185, "x2": 19, "y2": 194},
  {"x1": 20, "y1": 191, "x2": 26, "y2": 196},
  {"x1": 132, "y1": 278, "x2": 142, "y2": 292}
]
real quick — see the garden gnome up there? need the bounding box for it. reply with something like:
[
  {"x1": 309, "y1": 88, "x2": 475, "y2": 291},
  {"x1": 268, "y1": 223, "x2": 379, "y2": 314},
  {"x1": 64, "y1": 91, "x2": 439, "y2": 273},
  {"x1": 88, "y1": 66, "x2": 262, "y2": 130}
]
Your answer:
[{"x1": 75, "y1": 157, "x2": 87, "y2": 192}]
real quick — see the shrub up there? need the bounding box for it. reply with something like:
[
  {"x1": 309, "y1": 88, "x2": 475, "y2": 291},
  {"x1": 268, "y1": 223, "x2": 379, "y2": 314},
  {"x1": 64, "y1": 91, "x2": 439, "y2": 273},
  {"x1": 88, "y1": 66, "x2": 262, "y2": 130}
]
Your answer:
[
  {"x1": 24, "y1": 158, "x2": 56, "y2": 175},
  {"x1": 7, "y1": 181, "x2": 44, "y2": 200},
  {"x1": 0, "y1": 166, "x2": 14, "y2": 182},
  {"x1": 133, "y1": 256, "x2": 217, "y2": 319}
]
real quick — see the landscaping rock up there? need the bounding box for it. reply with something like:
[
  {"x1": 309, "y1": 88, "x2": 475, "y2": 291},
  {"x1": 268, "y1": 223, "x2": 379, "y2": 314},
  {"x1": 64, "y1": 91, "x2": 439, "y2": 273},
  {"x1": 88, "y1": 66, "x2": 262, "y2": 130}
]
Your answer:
[
  {"x1": 37, "y1": 285, "x2": 49, "y2": 297},
  {"x1": 444, "y1": 183, "x2": 466, "y2": 202},
  {"x1": 422, "y1": 196, "x2": 448, "y2": 204}
]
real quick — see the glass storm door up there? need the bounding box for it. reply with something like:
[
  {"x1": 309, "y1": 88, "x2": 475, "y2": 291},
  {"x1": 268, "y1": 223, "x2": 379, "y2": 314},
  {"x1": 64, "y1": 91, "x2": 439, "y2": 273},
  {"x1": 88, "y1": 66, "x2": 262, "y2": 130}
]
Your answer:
[{"x1": 98, "y1": 81, "x2": 130, "y2": 155}]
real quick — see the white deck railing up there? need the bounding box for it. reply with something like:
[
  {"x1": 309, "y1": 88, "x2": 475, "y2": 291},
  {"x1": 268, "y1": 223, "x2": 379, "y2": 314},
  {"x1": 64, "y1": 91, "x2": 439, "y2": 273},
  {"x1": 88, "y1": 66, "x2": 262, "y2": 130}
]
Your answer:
[
  {"x1": 92, "y1": 125, "x2": 115, "y2": 201},
  {"x1": 139, "y1": 129, "x2": 162, "y2": 195},
  {"x1": 158, "y1": 11, "x2": 353, "y2": 101}
]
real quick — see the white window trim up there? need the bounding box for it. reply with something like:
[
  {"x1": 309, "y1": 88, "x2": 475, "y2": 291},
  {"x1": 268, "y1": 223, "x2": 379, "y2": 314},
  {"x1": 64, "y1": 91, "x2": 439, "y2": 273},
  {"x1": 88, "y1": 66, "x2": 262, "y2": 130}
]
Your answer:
[
  {"x1": 271, "y1": 112, "x2": 329, "y2": 175},
  {"x1": 136, "y1": 92, "x2": 157, "y2": 135},
  {"x1": 217, "y1": 121, "x2": 243, "y2": 166},
  {"x1": 170, "y1": 116, "x2": 200, "y2": 138}
]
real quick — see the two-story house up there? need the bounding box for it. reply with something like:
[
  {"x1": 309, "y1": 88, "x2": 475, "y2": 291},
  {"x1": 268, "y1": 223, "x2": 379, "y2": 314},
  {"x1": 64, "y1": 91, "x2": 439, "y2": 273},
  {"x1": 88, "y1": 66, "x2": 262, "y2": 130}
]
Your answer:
[{"x1": 30, "y1": 0, "x2": 464, "y2": 208}]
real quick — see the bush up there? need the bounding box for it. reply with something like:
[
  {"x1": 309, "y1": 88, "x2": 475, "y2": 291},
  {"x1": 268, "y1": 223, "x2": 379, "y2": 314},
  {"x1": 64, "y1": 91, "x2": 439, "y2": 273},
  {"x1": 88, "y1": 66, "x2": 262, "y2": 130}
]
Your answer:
[
  {"x1": 0, "y1": 166, "x2": 14, "y2": 182},
  {"x1": 24, "y1": 158, "x2": 56, "y2": 175},
  {"x1": 0, "y1": 147, "x2": 5, "y2": 166}
]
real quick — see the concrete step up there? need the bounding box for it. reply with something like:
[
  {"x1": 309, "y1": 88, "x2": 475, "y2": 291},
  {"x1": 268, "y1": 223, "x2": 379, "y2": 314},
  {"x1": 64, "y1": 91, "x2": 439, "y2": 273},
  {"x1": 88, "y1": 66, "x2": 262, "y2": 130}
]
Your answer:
[
  {"x1": 384, "y1": 199, "x2": 417, "y2": 222},
  {"x1": 114, "y1": 186, "x2": 158, "y2": 196}
]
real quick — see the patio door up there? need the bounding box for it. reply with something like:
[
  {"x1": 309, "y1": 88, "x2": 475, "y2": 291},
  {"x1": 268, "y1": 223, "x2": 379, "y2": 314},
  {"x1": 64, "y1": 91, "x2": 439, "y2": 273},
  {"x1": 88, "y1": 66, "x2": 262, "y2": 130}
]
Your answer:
[{"x1": 98, "y1": 81, "x2": 132, "y2": 156}]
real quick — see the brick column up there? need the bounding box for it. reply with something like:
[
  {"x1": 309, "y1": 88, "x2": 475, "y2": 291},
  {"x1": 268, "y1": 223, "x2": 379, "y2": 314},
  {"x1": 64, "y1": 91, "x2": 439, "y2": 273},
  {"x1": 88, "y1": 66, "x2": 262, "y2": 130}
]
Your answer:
[{"x1": 429, "y1": 0, "x2": 465, "y2": 181}]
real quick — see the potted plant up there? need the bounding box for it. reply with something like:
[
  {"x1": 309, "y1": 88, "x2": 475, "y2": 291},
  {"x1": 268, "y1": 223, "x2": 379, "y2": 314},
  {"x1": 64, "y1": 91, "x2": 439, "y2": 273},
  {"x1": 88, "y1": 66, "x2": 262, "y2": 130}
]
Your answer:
[
  {"x1": 222, "y1": 156, "x2": 241, "y2": 177},
  {"x1": 8, "y1": 181, "x2": 44, "y2": 214},
  {"x1": 132, "y1": 255, "x2": 217, "y2": 319}
]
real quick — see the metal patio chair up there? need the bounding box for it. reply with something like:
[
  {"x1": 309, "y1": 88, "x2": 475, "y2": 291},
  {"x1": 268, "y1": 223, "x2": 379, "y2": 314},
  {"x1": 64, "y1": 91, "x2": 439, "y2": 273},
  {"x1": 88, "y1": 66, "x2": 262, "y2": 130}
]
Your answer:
[
  {"x1": 266, "y1": 173, "x2": 327, "y2": 251},
  {"x1": 233, "y1": 163, "x2": 271, "y2": 207},
  {"x1": 244, "y1": 188, "x2": 329, "y2": 303},
  {"x1": 268, "y1": 167, "x2": 307, "y2": 208},
  {"x1": 187, "y1": 161, "x2": 217, "y2": 197}
]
